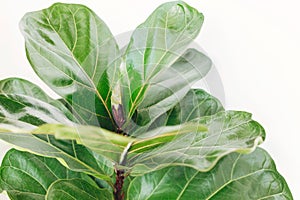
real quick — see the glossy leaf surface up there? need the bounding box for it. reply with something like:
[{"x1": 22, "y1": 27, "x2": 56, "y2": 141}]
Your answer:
[
  {"x1": 0, "y1": 1, "x2": 294, "y2": 199},
  {"x1": 0, "y1": 133, "x2": 114, "y2": 181},
  {"x1": 127, "y1": 111, "x2": 265, "y2": 176},
  {"x1": 166, "y1": 89, "x2": 224, "y2": 125},
  {"x1": 0, "y1": 149, "x2": 95, "y2": 200},
  {"x1": 48, "y1": 111, "x2": 265, "y2": 176},
  {"x1": 131, "y1": 49, "x2": 212, "y2": 130},
  {"x1": 0, "y1": 78, "x2": 114, "y2": 180},
  {"x1": 35, "y1": 123, "x2": 135, "y2": 163},
  {"x1": 0, "y1": 78, "x2": 76, "y2": 132},
  {"x1": 127, "y1": 148, "x2": 293, "y2": 200},
  {"x1": 46, "y1": 179, "x2": 113, "y2": 200},
  {"x1": 21, "y1": 3, "x2": 120, "y2": 130},
  {"x1": 119, "y1": 2, "x2": 205, "y2": 130},
  {"x1": 137, "y1": 88, "x2": 224, "y2": 134},
  {"x1": 45, "y1": 122, "x2": 206, "y2": 164}
]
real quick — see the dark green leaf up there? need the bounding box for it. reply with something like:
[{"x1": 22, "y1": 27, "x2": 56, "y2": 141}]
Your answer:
[
  {"x1": 21, "y1": 3, "x2": 120, "y2": 130},
  {"x1": 132, "y1": 50, "x2": 212, "y2": 128},
  {"x1": 46, "y1": 179, "x2": 113, "y2": 200},
  {"x1": 0, "y1": 149, "x2": 95, "y2": 200},
  {"x1": 0, "y1": 78, "x2": 114, "y2": 180},
  {"x1": 0, "y1": 78, "x2": 78, "y2": 130},
  {"x1": 0, "y1": 133, "x2": 114, "y2": 181},
  {"x1": 166, "y1": 88, "x2": 224, "y2": 125},
  {"x1": 118, "y1": 2, "x2": 205, "y2": 131},
  {"x1": 127, "y1": 148, "x2": 293, "y2": 199},
  {"x1": 0, "y1": 93, "x2": 75, "y2": 129},
  {"x1": 0, "y1": 78, "x2": 54, "y2": 103},
  {"x1": 133, "y1": 88, "x2": 224, "y2": 135}
]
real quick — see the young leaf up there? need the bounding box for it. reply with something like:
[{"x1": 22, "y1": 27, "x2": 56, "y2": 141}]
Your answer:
[
  {"x1": 132, "y1": 49, "x2": 212, "y2": 128},
  {"x1": 127, "y1": 148, "x2": 293, "y2": 199},
  {"x1": 127, "y1": 111, "x2": 265, "y2": 176},
  {"x1": 119, "y1": 2, "x2": 205, "y2": 130},
  {"x1": 20, "y1": 3, "x2": 120, "y2": 130},
  {"x1": 46, "y1": 179, "x2": 113, "y2": 200},
  {"x1": 0, "y1": 149, "x2": 96, "y2": 200}
]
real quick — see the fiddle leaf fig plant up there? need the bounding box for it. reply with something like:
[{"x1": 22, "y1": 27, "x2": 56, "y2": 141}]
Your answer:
[{"x1": 0, "y1": 1, "x2": 293, "y2": 200}]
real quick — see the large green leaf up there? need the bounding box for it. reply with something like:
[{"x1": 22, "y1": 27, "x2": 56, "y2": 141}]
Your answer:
[
  {"x1": 0, "y1": 93, "x2": 75, "y2": 131},
  {"x1": 0, "y1": 133, "x2": 114, "y2": 181},
  {"x1": 118, "y1": 2, "x2": 205, "y2": 131},
  {"x1": 34, "y1": 123, "x2": 135, "y2": 163},
  {"x1": 0, "y1": 149, "x2": 96, "y2": 200},
  {"x1": 0, "y1": 78, "x2": 56, "y2": 103},
  {"x1": 49, "y1": 110, "x2": 264, "y2": 177},
  {"x1": 131, "y1": 49, "x2": 212, "y2": 128},
  {"x1": 21, "y1": 3, "x2": 120, "y2": 130},
  {"x1": 132, "y1": 88, "x2": 224, "y2": 135},
  {"x1": 127, "y1": 111, "x2": 265, "y2": 176},
  {"x1": 127, "y1": 148, "x2": 293, "y2": 199},
  {"x1": 0, "y1": 78, "x2": 114, "y2": 181},
  {"x1": 166, "y1": 88, "x2": 224, "y2": 125},
  {"x1": 0, "y1": 78, "x2": 76, "y2": 133},
  {"x1": 44, "y1": 122, "x2": 206, "y2": 165},
  {"x1": 46, "y1": 179, "x2": 113, "y2": 200},
  {"x1": 0, "y1": 77, "x2": 83, "y2": 124}
]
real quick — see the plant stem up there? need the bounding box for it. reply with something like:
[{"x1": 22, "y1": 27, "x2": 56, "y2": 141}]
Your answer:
[{"x1": 114, "y1": 169, "x2": 125, "y2": 200}]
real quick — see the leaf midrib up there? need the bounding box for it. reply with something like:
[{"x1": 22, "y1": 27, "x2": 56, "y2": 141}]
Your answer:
[
  {"x1": 126, "y1": 6, "x2": 199, "y2": 121},
  {"x1": 36, "y1": 8, "x2": 114, "y2": 125}
]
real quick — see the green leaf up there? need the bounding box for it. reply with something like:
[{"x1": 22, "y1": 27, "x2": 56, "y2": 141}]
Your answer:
[
  {"x1": 0, "y1": 93, "x2": 75, "y2": 131},
  {"x1": 0, "y1": 78, "x2": 114, "y2": 180},
  {"x1": 21, "y1": 3, "x2": 120, "y2": 130},
  {"x1": 127, "y1": 148, "x2": 293, "y2": 200},
  {"x1": 34, "y1": 123, "x2": 135, "y2": 163},
  {"x1": 46, "y1": 179, "x2": 113, "y2": 200},
  {"x1": 0, "y1": 149, "x2": 95, "y2": 200},
  {"x1": 0, "y1": 78, "x2": 78, "y2": 130},
  {"x1": 127, "y1": 111, "x2": 265, "y2": 176},
  {"x1": 37, "y1": 123, "x2": 204, "y2": 165},
  {"x1": 48, "y1": 111, "x2": 264, "y2": 176},
  {"x1": 0, "y1": 78, "x2": 54, "y2": 103},
  {"x1": 118, "y1": 2, "x2": 205, "y2": 130},
  {"x1": 132, "y1": 49, "x2": 212, "y2": 128},
  {"x1": 132, "y1": 88, "x2": 224, "y2": 135},
  {"x1": 0, "y1": 133, "x2": 114, "y2": 181},
  {"x1": 166, "y1": 88, "x2": 224, "y2": 125}
]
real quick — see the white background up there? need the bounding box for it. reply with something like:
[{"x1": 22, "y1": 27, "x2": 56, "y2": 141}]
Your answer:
[{"x1": 0, "y1": 0, "x2": 299, "y2": 199}]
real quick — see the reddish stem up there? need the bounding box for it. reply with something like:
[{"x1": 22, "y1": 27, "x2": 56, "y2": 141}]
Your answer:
[{"x1": 114, "y1": 169, "x2": 125, "y2": 200}]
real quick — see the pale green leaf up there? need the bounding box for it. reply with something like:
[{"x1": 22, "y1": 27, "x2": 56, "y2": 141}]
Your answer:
[
  {"x1": 34, "y1": 123, "x2": 135, "y2": 163},
  {"x1": 127, "y1": 111, "x2": 265, "y2": 176}
]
